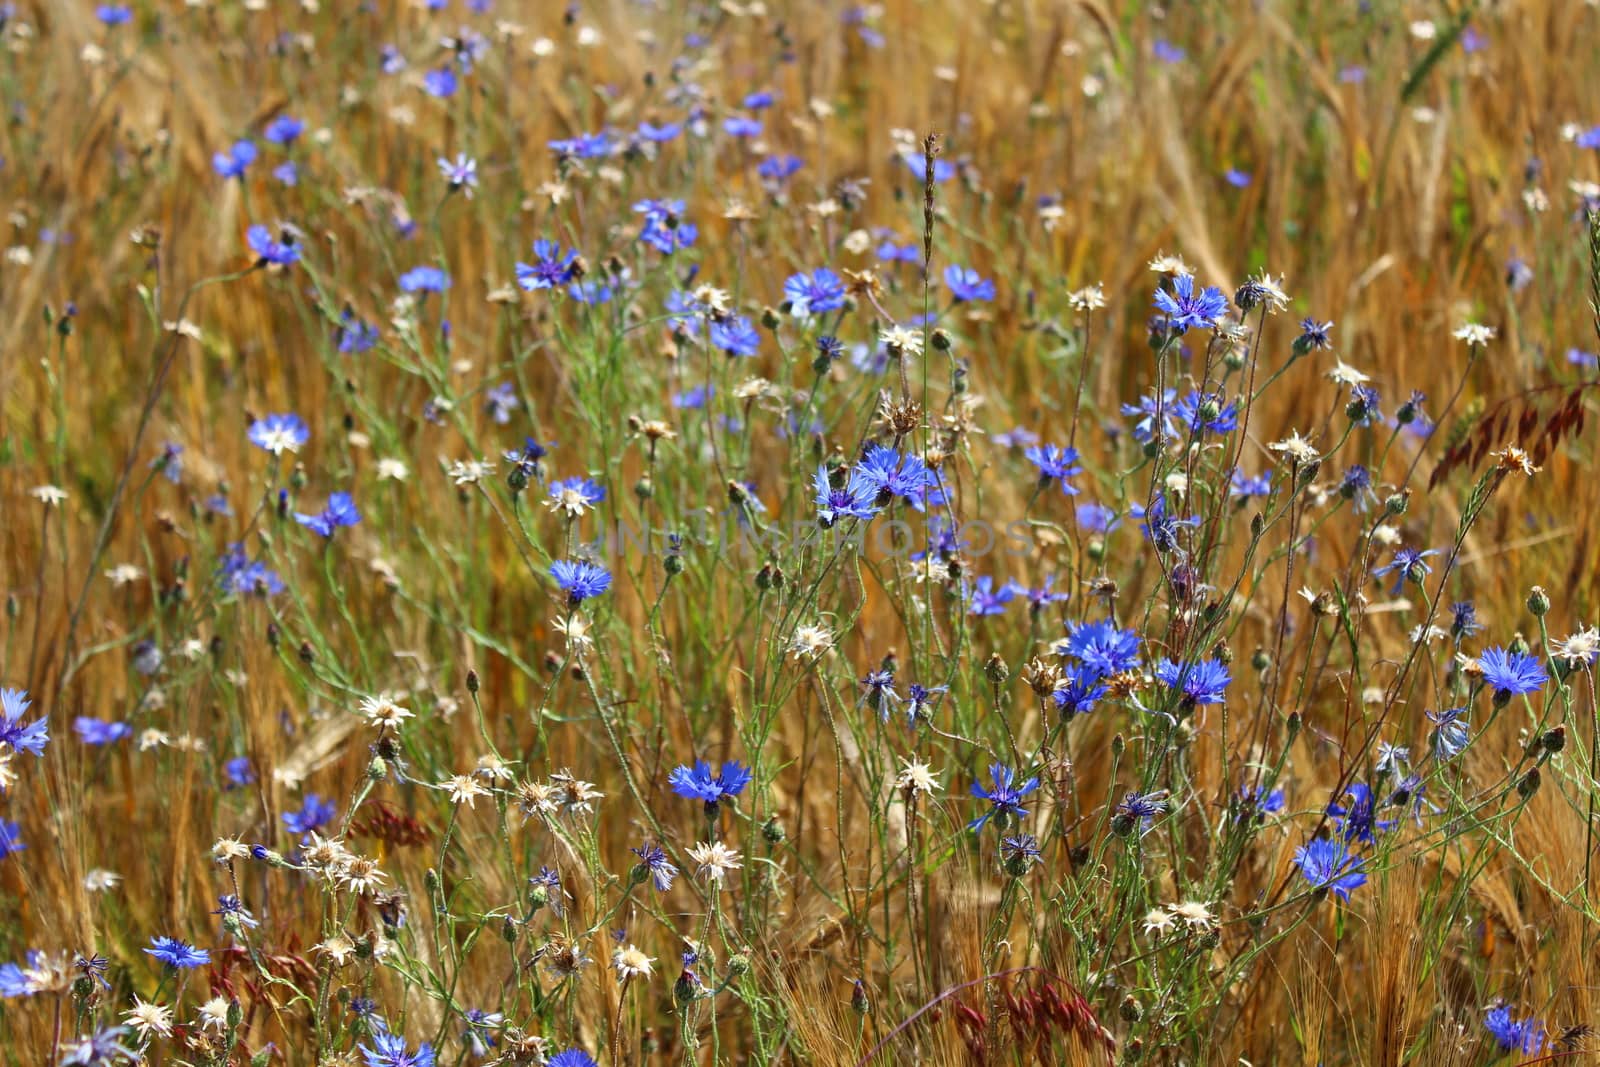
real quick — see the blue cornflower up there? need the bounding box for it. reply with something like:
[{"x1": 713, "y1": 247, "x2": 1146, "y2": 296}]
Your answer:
[
  {"x1": 1427, "y1": 707, "x2": 1471, "y2": 761},
  {"x1": 379, "y1": 45, "x2": 406, "y2": 74},
  {"x1": 1076, "y1": 501, "x2": 1120, "y2": 532},
  {"x1": 546, "y1": 477, "x2": 605, "y2": 515},
  {"x1": 263, "y1": 115, "x2": 304, "y2": 146},
  {"x1": 482, "y1": 382, "x2": 519, "y2": 424},
  {"x1": 1023, "y1": 444, "x2": 1082, "y2": 494},
  {"x1": 710, "y1": 315, "x2": 761, "y2": 357},
  {"x1": 1173, "y1": 391, "x2": 1239, "y2": 435},
  {"x1": 145, "y1": 937, "x2": 210, "y2": 969},
  {"x1": 723, "y1": 114, "x2": 763, "y2": 138},
  {"x1": 1449, "y1": 601, "x2": 1482, "y2": 638},
  {"x1": 212, "y1": 894, "x2": 259, "y2": 930},
  {"x1": 1293, "y1": 837, "x2": 1367, "y2": 900},
  {"x1": 813, "y1": 465, "x2": 880, "y2": 526},
  {"x1": 968, "y1": 763, "x2": 1040, "y2": 831},
  {"x1": 1373, "y1": 545, "x2": 1439, "y2": 595},
  {"x1": 1484, "y1": 1004, "x2": 1544, "y2": 1055},
  {"x1": 1059, "y1": 619, "x2": 1142, "y2": 676},
  {"x1": 361, "y1": 1030, "x2": 436, "y2": 1067},
  {"x1": 399, "y1": 266, "x2": 450, "y2": 293},
  {"x1": 1154, "y1": 657, "x2": 1232, "y2": 706},
  {"x1": 0, "y1": 820, "x2": 23, "y2": 860},
  {"x1": 757, "y1": 154, "x2": 803, "y2": 185},
  {"x1": 95, "y1": 5, "x2": 132, "y2": 24},
  {"x1": 551, "y1": 560, "x2": 611, "y2": 604},
  {"x1": 635, "y1": 120, "x2": 682, "y2": 143},
  {"x1": 859, "y1": 669, "x2": 899, "y2": 719},
  {"x1": 635, "y1": 199, "x2": 697, "y2": 254},
  {"x1": 1021, "y1": 575, "x2": 1071, "y2": 614},
  {"x1": 57, "y1": 1026, "x2": 138, "y2": 1066},
  {"x1": 546, "y1": 1051, "x2": 599, "y2": 1067},
  {"x1": 461, "y1": 1009, "x2": 503, "y2": 1057},
  {"x1": 272, "y1": 156, "x2": 298, "y2": 183},
  {"x1": 212, "y1": 139, "x2": 257, "y2": 179},
  {"x1": 0, "y1": 689, "x2": 48, "y2": 757},
  {"x1": 673, "y1": 384, "x2": 713, "y2": 409},
  {"x1": 856, "y1": 444, "x2": 939, "y2": 509},
  {"x1": 1347, "y1": 384, "x2": 1382, "y2": 426},
  {"x1": 943, "y1": 265, "x2": 996, "y2": 303},
  {"x1": 246, "y1": 224, "x2": 300, "y2": 266},
  {"x1": 743, "y1": 90, "x2": 776, "y2": 110},
  {"x1": 528, "y1": 867, "x2": 567, "y2": 917},
  {"x1": 1152, "y1": 38, "x2": 1185, "y2": 62},
  {"x1": 218, "y1": 544, "x2": 284, "y2": 597},
  {"x1": 423, "y1": 66, "x2": 458, "y2": 98},
  {"x1": 1478, "y1": 646, "x2": 1546, "y2": 698},
  {"x1": 1135, "y1": 494, "x2": 1200, "y2": 554},
  {"x1": 967, "y1": 575, "x2": 1020, "y2": 616},
  {"x1": 1121, "y1": 389, "x2": 1179, "y2": 444},
  {"x1": 630, "y1": 842, "x2": 678, "y2": 891},
  {"x1": 903, "y1": 683, "x2": 946, "y2": 725},
  {"x1": 1223, "y1": 167, "x2": 1251, "y2": 187},
  {"x1": 784, "y1": 268, "x2": 848, "y2": 317},
  {"x1": 877, "y1": 239, "x2": 920, "y2": 264},
  {"x1": 336, "y1": 311, "x2": 380, "y2": 354},
  {"x1": 1295, "y1": 318, "x2": 1334, "y2": 353},
  {"x1": 504, "y1": 438, "x2": 552, "y2": 480},
  {"x1": 283, "y1": 794, "x2": 336, "y2": 835},
  {"x1": 1000, "y1": 833, "x2": 1042, "y2": 873},
  {"x1": 1153, "y1": 273, "x2": 1228, "y2": 332},
  {"x1": 664, "y1": 290, "x2": 707, "y2": 334},
  {"x1": 1237, "y1": 784, "x2": 1285, "y2": 819},
  {"x1": 130, "y1": 639, "x2": 161, "y2": 677},
  {"x1": 515, "y1": 239, "x2": 580, "y2": 291},
  {"x1": 224, "y1": 757, "x2": 255, "y2": 788},
  {"x1": 548, "y1": 131, "x2": 614, "y2": 159},
  {"x1": 568, "y1": 277, "x2": 613, "y2": 304},
  {"x1": 1114, "y1": 790, "x2": 1168, "y2": 835},
  {"x1": 73, "y1": 718, "x2": 130, "y2": 745},
  {"x1": 668, "y1": 760, "x2": 753, "y2": 806},
  {"x1": 990, "y1": 426, "x2": 1039, "y2": 449},
  {"x1": 1053, "y1": 665, "x2": 1108, "y2": 717},
  {"x1": 1327, "y1": 783, "x2": 1394, "y2": 844},
  {"x1": 1230, "y1": 469, "x2": 1272, "y2": 498},
  {"x1": 897, "y1": 149, "x2": 954, "y2": 182},
  {"x1": 294, "y1": 491, "x2": 362, "y2": 538},
  {"x1": 1339, "y1": 464, "x2": 1376, "y2": 510}
]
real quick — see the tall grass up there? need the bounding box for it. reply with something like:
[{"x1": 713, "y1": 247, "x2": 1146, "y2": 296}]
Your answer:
[{"x1": 0, "y1": 2, "x2": 1598, "y2": 1064}]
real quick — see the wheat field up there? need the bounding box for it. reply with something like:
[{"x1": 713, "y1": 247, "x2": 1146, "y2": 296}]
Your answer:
[{"x1": 1, "y1": 2, "x2": 1598, "y2": 1065}]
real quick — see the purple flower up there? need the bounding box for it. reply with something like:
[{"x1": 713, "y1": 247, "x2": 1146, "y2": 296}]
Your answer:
[
  {"x1": 784, "y1": 268, "x2": 848, "y2": 317},
  {"x1": 145, "y1": 936, "x2": 210, "y2": 969},
  {"x1": 1153, "y1": 274, "x2": 1228, "y2": 333},
  {"x1": 1293, "y1": 837, "x2": 1366, "y2": 900},
  {"x1": 247, "y1": 224, "x2": 300, "y2": 267},
  {"x1": 73, "y1": 718, "x2": 130, "y2": 745},
  {"x1": 969, "y1": 763, "x2": 1039, "y2": 831},
  {"x1": 943, "y1": 264, "x2": 996, "y2": 302},
  {"x1": 423, "y1": 67, "x2": 458, "y2": 98},
  {"x1": 551, "y1": 560, "x2": 611, "y2": 604},
  {"x1": 0, "y1": 689, "x2": 48, "y2": 757},
  {"x1": 967, "y1": 575, "x2": 1020, "y2": 616},
  {"x1": 515, "y1": 240, "x2": 579, "y2": 290},
  {"x1": 1024, "y1": 444, "x2": 1082, "y2": 494},
  {"x1": 294, "y1": 491, "x2": 362, "y2": 538},
  {"x1": 1477, "y1": 646, "x2": 1546, "y2": 698},
  {"x1": 399, "y1": 266, "x2": 450, "y2": 293},
  {"x1": 212, "y1": 139, "x2": 257, "y2": 179},
  {"x1": 263, "y1": 115, "x2": 305, "y2": 146}
]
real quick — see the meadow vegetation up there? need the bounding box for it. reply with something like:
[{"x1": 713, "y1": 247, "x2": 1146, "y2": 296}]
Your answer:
[{"x1": 1, "y1": 2, "x2": 1599, "y2": 1064}]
